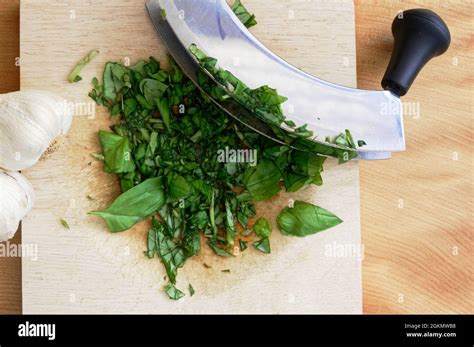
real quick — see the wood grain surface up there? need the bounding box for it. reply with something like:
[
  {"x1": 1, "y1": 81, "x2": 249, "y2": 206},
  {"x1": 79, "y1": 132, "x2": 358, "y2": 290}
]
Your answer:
[
  {"x1": 19, "y1": 0, "x2": 361, "y2": 314},
  {"x1": 0, "y1": 0, "x2": 472, "y2": 314},
  {"x1": 356, "y1": 0, "x2": 473, "y2": 314}
]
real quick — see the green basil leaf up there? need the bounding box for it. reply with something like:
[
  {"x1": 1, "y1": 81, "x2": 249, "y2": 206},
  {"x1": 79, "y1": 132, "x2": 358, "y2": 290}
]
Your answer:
[
  {"x1": 146, "y1": 226, "x2": 158, "y2": 259},
  {"x1": 253, "y1": 238, "x2": 271, "y2": 254},
  {"x1": 99, "y1": 130, "x2": 135, "y2": 174},
  {"x1": 156, "y1": 97, "x2": 171, "y2": 130},
  {"x1": 239, "y1": 239, "x2": 248, "y2": 251},
  {"x1": 252, "y1": 217, "x2": 272, "y2": 238},
  {"x1": 188, "y1": 283, "x2": 195, "y2": 297},
  {"x1": 277, "y1": 201, "x2": 342, "y2": 237},
  {"x1": 151, "y1": 223, "x2": 186, "y2": 284},
  {"x1": 164, "y1": 283, "x2": 185, "y2": 300},
  {"x1": 208, "y1": 242, "x2": 234, "y2": 257},
  {"x1": 89, "y1": 177, "x2": 165, "y2": 232},
  {"x1": 103, "y1": 62, "x2": 118, "y2": 101},
  {"x1": 182, "y1": 231, "x2": 201, "y2": 258},
  {"x1": 225, "y1": 199, "x2": 236, "y2": 246},
  {"x1": 147, "y1": 131, "x2": 158, "y2": 158},
  {"x1": 168, "y1": 175, "x2": 192, "y2": 201},
  {"x1": 243, "y1": 159, "x2": 281, "y2": 201},
  {"x1": 231, "y1": 0, "x2": 257, "y2": 28},
  {"x1": 60, "y1": 218, "x2": 70, "y2": 230},
  {"x1": 283, "y1": 172, "x2": 309, "y2": 193},
  {"x1": 139, "y1": 78, "x2": 168, "y2": 102}
]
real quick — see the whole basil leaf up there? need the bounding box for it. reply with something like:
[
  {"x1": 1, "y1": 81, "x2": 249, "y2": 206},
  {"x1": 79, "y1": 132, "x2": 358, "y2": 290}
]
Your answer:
[
  {"x1": 243, "y1": 159, "x2": 281, "y2": 201},
  {"x1": 89, "y1": 177, "x2": 165, "y2": 232},
  {"x1": 99, "y1": 130, "x2": 135, "y2": 174},
  {"x1": 277, "y1": 201, "x2": 342, "y2": 237}
]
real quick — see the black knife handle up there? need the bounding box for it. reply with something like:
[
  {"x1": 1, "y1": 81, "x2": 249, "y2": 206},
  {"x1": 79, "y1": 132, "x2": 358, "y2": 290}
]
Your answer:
[{"x1": 382, "y1": 9, "x2": 450, "y2": 96}]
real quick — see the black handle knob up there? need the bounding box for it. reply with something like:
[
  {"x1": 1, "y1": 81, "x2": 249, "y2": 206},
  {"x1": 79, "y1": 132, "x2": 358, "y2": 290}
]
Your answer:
[{"x1": 382, "y1": 9, "x2": 450, "y2": 96}]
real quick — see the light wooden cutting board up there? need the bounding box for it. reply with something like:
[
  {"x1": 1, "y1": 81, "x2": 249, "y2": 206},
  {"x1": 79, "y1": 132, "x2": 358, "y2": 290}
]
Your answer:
[{"x1": 20, "y1": 0, "x2": 362, "y2": 313}]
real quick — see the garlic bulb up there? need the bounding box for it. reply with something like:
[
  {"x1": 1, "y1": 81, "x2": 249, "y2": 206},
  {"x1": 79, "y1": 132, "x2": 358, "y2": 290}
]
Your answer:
[
  {"x1": 0, "y1": 170, "x2": 35, "y2": 242},
  {"x1": 0, "y1": 90, "x2": 73, "y2": 171}
]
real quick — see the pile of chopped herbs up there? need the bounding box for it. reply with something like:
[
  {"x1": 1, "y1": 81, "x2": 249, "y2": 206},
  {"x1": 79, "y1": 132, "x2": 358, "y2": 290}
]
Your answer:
[{"x1": 87, "y1": 2, "x2": 361, "y2": 299}]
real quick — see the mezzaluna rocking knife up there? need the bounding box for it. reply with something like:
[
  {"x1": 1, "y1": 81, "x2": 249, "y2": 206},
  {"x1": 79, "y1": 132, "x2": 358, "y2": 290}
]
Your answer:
[{"x1": 146, "y1": 0, "x2": 450, "y2": 160}]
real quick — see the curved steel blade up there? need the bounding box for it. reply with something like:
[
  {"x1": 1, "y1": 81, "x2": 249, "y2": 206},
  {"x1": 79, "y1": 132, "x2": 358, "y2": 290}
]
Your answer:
[{"x1": 147, "y1": 0, "x2": 401, "y2": 159}]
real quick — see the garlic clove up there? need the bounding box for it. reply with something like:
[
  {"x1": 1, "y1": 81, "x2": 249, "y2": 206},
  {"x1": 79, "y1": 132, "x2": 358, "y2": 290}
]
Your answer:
[
  {"x1": 0, "y1": 90, "x2": 73, "y2": 171},
  {"x1": 0, "y1": 170, "x2": 35, "y2": 242}
]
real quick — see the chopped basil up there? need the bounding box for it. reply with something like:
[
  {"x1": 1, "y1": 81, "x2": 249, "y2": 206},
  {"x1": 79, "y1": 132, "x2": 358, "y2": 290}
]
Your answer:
[
  {"x1": 188, "y1": 283, "x2": 195, "y2": 297},
  {"x1": 98, "y1": 130, "x2": 135, "y2": 173},
  {"x1": 164, "y1": 283, "x2": 185, "y2": 300},
  {"x1": 231, "y1": 0, "x2": 257, "y2": 29},
  {"x1": 89, "y1": 25, "x2": 356, "y2": 297},
  {"x1": 253, "y1": 238, "x2": 271, "y2": 254},
  {"x1": 252, "y1": 217, "x2": 272, "y2": 238},
  {"x1": 60, "y1": 218, "x2": 70, "y2": 229}
]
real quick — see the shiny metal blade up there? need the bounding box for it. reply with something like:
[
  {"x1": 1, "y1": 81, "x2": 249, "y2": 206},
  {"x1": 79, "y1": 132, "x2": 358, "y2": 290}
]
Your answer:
[
  {"x1": 147, "y1": 0, "x2": 401, "y2": 159},
  {"x1": 357, "y1": 151, "x2": 391, "y2": 160},
  {"x1": 146, "y1": 0, "x2": 293, "y2": 147}
]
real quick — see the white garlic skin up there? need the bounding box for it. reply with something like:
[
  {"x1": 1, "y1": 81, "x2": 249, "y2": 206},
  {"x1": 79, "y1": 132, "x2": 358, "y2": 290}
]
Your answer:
[
  {"x1": 0, "y1": 170, "x2": 35, "y2": 242},
  {"x1": 0, "y1": 90, "x2": 73, "y2": 171}
]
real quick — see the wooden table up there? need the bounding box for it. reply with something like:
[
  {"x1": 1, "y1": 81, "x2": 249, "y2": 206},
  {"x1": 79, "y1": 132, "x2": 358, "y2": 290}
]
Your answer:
[{"x1": 0, "y1": 0, "x2": 472, "y2": 314}]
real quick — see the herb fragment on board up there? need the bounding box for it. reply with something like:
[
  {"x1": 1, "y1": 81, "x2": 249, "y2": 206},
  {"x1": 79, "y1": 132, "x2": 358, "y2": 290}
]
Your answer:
[
  {"x1": 60, "y1": 218, "x2": 70, "y2": 229},
  {"x1": 253, "y1": 237, "x2": 271, "y2": 254},
  {"x1": 164, "y1": 283, "x2": 185, "y2": 301},
  {"x1": 252, "y1": 217, "x2": 272, "y2": 238},
  {"x1": 231, "y1": 0, "x2": 257, "y2": 28},
  {"x1": 188, "y1": 283, "x2": 195, "y2": 297},
  {"x1": 68, "y1": 49, "x2": 99, "y2": 83},
  {"x1": 208, "y1": 242, "x2": 235, "y2": 258}
]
